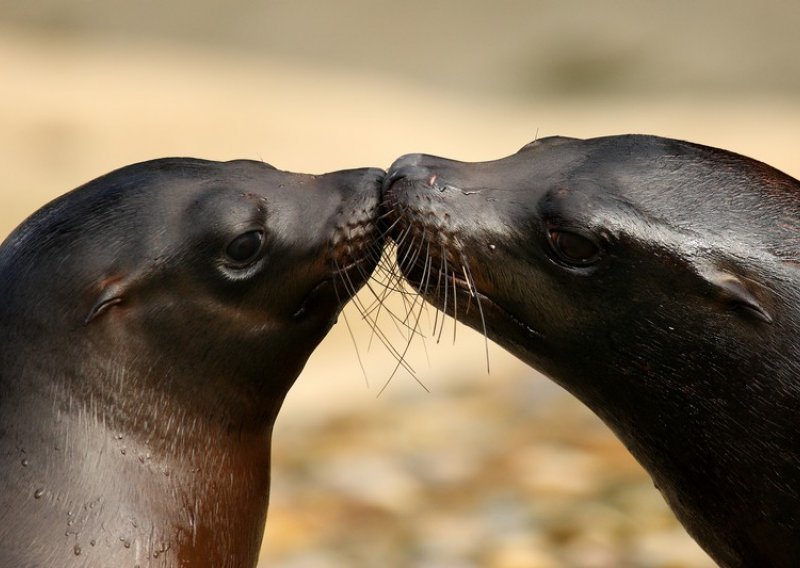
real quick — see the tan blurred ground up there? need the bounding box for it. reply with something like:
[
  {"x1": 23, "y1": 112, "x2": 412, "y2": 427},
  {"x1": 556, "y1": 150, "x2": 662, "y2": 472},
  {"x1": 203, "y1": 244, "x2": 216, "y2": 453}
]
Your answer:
[{"x1": 2, "y1": 3, "x2": 799, "y2": 566}]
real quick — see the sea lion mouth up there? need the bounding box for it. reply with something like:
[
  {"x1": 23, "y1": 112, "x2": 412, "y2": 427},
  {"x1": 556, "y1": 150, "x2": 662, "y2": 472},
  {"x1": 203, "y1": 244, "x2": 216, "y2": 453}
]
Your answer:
[
  {"x1": 292, "y1": 279, "x2": 334, "y2": 320},
  {"x1": 401, "y1": 254, "x2": 544, "y2": 341},
  {"x1": 293, "y1": 224, "x2": 383, "y2": 322}
]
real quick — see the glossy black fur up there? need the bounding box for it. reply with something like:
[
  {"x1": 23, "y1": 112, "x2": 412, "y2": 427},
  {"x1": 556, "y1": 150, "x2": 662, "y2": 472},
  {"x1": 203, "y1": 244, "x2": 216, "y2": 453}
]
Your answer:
[
  {"x1": 383, "y1": 135, "x2": 800, "y2": 567},
  {"x1": 0, "y1": 159, "x2": 384, "y2": 567}
]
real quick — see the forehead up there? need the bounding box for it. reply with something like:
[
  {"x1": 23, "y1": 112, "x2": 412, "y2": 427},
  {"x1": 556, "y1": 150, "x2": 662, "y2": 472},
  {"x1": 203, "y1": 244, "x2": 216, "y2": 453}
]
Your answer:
[{"x1": 550, "y1": 137, "x2": 798, "y2": 236}]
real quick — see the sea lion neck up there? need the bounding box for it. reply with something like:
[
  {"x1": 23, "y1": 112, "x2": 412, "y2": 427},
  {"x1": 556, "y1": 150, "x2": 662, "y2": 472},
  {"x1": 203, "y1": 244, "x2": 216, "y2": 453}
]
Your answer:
[{"x1": 0, "y1": 316, "x2": 279, "y2": 568}]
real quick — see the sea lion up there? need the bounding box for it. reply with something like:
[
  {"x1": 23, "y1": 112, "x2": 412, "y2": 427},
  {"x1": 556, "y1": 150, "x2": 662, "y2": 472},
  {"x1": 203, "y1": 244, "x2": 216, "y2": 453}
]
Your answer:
[
  {"x1": 382, "y1": 134, "x2": 800, "y2": 567},
  {"x1": 0, "y1": 158, "x2": 384, "y2": 567}
]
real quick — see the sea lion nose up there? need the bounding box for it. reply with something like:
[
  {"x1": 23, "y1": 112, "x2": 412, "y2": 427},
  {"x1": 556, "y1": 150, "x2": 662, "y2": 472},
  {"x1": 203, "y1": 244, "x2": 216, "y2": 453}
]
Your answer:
[
  {"x1": 353, "y1": 167, "x2": 386, "y2": 192},
  {"x1": 383, "y1": 154, "x2": 433, "y2": 195}
]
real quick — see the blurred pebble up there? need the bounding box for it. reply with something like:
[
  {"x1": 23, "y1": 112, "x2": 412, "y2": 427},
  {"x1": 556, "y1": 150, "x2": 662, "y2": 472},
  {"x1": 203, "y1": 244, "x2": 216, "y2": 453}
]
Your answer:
[
  {"x1": 262, "y1": 347, "x2": 715, "y2": 567},
  {"x1": 318, "y1": 452, "x2": 421, "y2": 513},
  {"x1": 632, "y1": 528, "x2": 716, "y2": 567},
  {"x1": 485, "y1": 534, "x2": 559, "y2": 568}
]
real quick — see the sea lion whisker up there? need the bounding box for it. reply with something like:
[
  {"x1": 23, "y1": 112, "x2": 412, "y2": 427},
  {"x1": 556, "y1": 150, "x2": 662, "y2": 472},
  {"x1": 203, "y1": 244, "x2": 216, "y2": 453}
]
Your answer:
[
  {"x1": 364, "y1": 238, "x2": 390, "y2": 265},
  {"x1": 462, "y1": 258, "x2": 491, "y2": 373},
  {"x1": 403, "y1": 230, "x2": 428, "y2": 278},
  {"x1": 378, "y1": 244, "x2": 416, "y2": 292},
  {"x1": 360, "y1": 307, "x2": 423, "y2": 375},
  {"x1": 394, "y1": 269, "x2": 428, "y2": 340},
  {"x1": 334, "y1": 247, "x2": 429, "y2": 357},
  {"x1": 333, "y1": 256, "x2": 390, "y2": 335},
  {"x1": 330, "y1": 249, "x2": 359, "y2": 292},
  {"x1": 339, "y1": 308, "x2": 370, "y2": 387},
  {"x1": 330, "y1": 253, "x2": 419, "y2": 377},
  {"x1": 333, "y1": 255, "x2": 374, "y2": 275},
  {"x1": 419, "y1": 240, "x2": 435, "y2": 297},
  {"x1": 351, "y1": 250, "x2": 386, "y2": 291},
  {"x1": 375, "y1": 213, "x2": 403, "y2": 238},
  {"x1": 360, "y1": 305, "x2": 421, "y2": 376},
  {"x1": 372, "y1": 250, "x2": 402, "y2": 284},
  {"x1": 437, "y1": 244, "x2": 449, "y2": 344},
  {"x1": 411, "y1": 284, "x2": 432, "y2": 366},
  {"x1": 409, "y1": 239, "x2": 436, "y2": 344},
  {"x1": 377, "y1": 290, "x2": 431, "y2": 397},
  {"x1": 419, "y1": 252, "x2": 437, "y2": 331},
  {"x1": 430, "y1": 242, "x2": 446, "y2": 338},
  {"x1": 451, "y1": 262, "x2": 458, "y2": 344},
  {"x1": 368, "y1": 270, "x2": 415, "y2": 297},
  {"x1": 394, "y1": 245, "x2": 436, "y2": 333},
  {"x1": 460, "y1": 264, "x2": 476, "y2": 299},
  {"x1": 360, "y1": 280, "x2": 421, "y2": 335},
  {"x1": 363, "y1": 285, "x2": 391, "y2": 352},
  {"x1": 396, "y1": 232, "x2": 419, "y2": 274},
  {"x1": 391, "y1": 223, "x2": 415, "y2": 254}
]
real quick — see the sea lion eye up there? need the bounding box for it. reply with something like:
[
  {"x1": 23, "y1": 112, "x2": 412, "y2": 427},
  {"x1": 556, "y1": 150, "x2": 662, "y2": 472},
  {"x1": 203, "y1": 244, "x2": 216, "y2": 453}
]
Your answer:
[
  {"x1": 225, "y1": 230, "x2": 264, "y2": 264},
  {"x1": 549, "y1": 230, "x2": 601, "y2": 265}
]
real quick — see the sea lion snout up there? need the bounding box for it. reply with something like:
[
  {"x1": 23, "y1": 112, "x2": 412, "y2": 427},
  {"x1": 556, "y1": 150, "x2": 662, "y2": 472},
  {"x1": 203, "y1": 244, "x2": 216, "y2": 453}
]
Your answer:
[
  {"x1": 343, "y1": 166, "x2": 386, "y2": 192},
  {"x1": 384, "y1": 152, "x2": 479, "y2": 194},
  {"x1": 383, "y1": 153, "x2": 432, "y2": 194}
]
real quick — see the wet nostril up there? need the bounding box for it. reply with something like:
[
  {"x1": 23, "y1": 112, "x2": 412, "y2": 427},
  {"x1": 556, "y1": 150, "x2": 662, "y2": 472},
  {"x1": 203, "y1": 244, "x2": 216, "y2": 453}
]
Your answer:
[
  {"x1": 383, "y1": 165, "x2": 432, "y2": 194},
  {"x1": 361, "y1": 167, "x2": 387, "y2": 195},
  {"x1": 362, "y1": 167, "x2": 386, "y2": 182}
]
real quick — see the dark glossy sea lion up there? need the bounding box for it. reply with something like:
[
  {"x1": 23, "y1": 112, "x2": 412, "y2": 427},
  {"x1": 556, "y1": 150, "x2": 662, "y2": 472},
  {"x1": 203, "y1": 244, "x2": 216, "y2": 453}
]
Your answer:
[
  {"x1": 382, "y1": 134, "x2": 800, "y2": 568},
  {"x1": 0, "y1": 158, "x2": 384, "y2": 567}
]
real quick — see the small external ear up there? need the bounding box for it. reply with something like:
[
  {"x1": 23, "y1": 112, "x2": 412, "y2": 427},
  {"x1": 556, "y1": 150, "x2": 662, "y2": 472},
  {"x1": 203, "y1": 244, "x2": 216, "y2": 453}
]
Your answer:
[
  {"x1": 85, "y1": 278, "x2": 129, "y2": 325},
  {"x1": 705, "y1": 270, "x2": 773, "y2": 324}
]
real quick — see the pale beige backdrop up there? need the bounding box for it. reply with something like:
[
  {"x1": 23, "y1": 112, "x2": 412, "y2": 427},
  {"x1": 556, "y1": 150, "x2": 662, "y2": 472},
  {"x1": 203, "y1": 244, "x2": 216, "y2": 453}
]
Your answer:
[{"x1": 1, "y1": 2, "x2": 799, "y2": 566}]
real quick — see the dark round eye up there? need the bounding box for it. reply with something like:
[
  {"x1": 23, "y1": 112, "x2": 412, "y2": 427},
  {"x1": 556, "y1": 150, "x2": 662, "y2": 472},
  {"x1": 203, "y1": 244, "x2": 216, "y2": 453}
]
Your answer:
[
  {"x1": 549, "y1": 230, "x2": 601, "y2": 265},
  {"x1": 225, "y1": 230, "x2": 264, "y2": 264}
]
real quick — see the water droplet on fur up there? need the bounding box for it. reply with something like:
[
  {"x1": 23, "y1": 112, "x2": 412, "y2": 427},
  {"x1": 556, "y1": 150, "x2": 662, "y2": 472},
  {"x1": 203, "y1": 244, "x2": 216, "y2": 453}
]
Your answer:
[
  {"x1": 34, "y1": 488, "x2": 44, "y2": 499},
  {"x1": 488, "y1": 244, "x2": 497, "y2": 251},
  {"x1": 21, "y1": 458, "x2": 28, "y2": 467},
  {"x1": 73, "y1": 545, "x2": 82, "y2": 556}
]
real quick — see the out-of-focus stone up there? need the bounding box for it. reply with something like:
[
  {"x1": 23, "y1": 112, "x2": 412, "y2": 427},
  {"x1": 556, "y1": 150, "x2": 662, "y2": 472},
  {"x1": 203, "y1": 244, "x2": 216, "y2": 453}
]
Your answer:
[{"x1": 485, "y1": 534, "x2": 560, "y2": 568}]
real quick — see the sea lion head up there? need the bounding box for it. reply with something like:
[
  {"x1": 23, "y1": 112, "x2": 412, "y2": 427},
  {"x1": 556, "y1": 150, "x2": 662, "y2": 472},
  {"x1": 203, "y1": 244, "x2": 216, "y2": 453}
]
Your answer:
[{"x1": 1, "y1": 158, "x2": 385, "y2": 427}]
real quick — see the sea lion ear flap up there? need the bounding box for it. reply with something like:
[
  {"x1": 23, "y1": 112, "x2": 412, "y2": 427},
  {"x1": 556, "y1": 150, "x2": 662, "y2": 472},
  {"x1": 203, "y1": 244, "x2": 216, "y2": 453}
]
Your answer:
[
  {"x1": 703, "y1": 269, "x2": 773, "y2": 323},
  {"x1": 85, "y1": 277, "x2": 130, "y2": 325}
]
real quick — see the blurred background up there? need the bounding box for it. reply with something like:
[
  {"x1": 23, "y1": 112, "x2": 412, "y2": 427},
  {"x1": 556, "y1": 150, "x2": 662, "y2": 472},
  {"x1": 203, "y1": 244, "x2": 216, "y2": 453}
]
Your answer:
[{"x1": 2, "y1": 1, "x2": 799, "y2": 566}]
